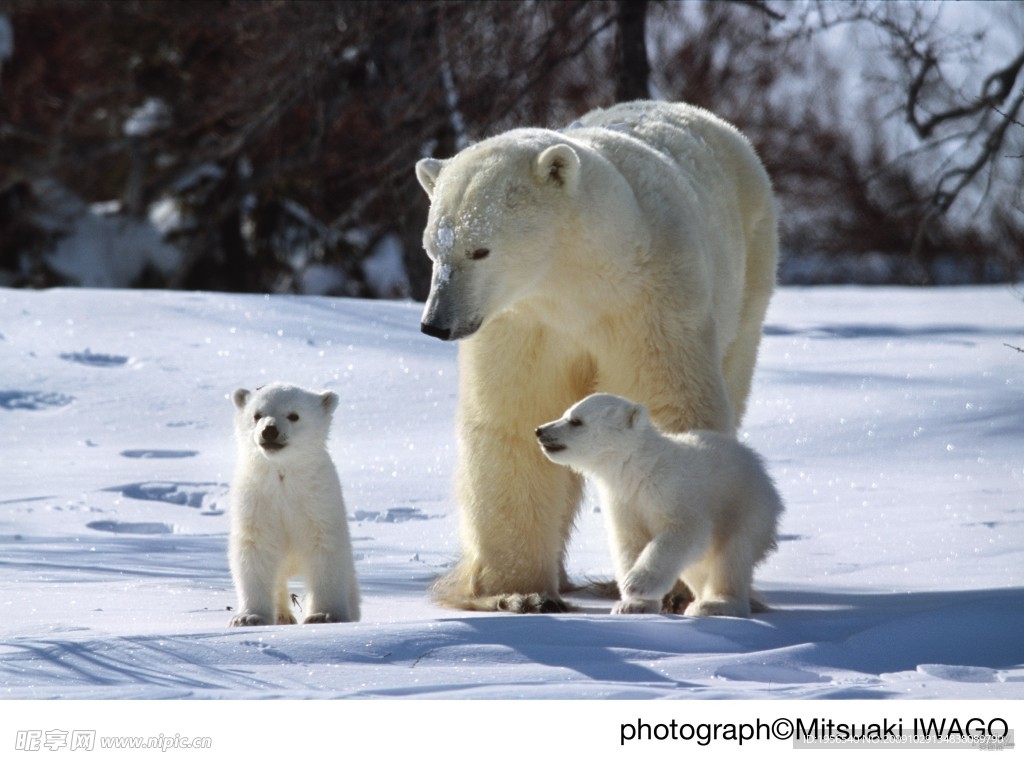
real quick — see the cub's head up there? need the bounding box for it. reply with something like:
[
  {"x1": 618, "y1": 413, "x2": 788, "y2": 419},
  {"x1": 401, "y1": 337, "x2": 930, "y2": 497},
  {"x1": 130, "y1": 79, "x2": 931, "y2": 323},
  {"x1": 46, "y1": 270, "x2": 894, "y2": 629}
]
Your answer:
[
  {"x1": 415, "y1": 130, "x2": 583, "y2": 341},
  {"x1": 232, "y1": 382, "x2": 338, "y2": 460},
  {"x1": 535, "y1": 393, "x2": 649, "y2": 472}
]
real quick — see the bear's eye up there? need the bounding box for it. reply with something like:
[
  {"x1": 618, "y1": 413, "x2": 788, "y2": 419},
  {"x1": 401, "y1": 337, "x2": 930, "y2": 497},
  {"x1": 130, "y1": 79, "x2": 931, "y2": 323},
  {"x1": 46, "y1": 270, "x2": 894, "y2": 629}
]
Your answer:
[
  {"x1": 287, "y1": 413, "x2": 299, "y2": 422},
  {"x1": 469, "y1": 248, "x2": 490, "y2": 261},
  {"x1": 569, "y1": 418, "x2": 583, "y2": 427},
  {"x1": 254, "y1": 413, "x2": 262, "y2": 422}
]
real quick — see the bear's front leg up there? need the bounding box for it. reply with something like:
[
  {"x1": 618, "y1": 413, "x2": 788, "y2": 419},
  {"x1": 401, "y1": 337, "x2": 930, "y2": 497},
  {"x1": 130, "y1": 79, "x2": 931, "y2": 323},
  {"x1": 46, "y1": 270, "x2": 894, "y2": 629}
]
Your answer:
[
  {"x1": 438, "y1": 423, "x2": 582, "y2": 613},
  {"x1": 618, "y1": 526, "x2": 707, "y2": 611},
  {"x1": 435, "y1": 325, "x2": 593, "y2": 613},
  {"x1": 228, "y1": 535, "x2": 282, "y2": 627}
]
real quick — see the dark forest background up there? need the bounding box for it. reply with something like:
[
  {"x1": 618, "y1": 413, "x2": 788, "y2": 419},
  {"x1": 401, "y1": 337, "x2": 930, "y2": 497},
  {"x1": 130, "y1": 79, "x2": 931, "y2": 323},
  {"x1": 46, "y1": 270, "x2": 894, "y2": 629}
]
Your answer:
[{"x1": 1, "y1": 0, "x2": 1021, "y2": 298}]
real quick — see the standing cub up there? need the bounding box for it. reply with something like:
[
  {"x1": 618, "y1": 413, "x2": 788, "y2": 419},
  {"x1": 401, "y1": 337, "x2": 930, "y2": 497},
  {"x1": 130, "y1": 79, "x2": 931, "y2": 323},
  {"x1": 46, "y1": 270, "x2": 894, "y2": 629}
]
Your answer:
[
  {"x1": 228, "y1": 382, "x2": 360, "y2": 626},
  {"x1": 536, "y1": 393, "x2": 782, "y2": 617}
]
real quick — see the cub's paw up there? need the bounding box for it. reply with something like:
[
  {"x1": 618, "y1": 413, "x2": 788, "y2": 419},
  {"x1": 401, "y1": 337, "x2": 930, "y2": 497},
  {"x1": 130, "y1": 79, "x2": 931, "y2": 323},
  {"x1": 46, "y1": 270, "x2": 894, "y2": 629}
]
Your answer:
[
  {"x1": 277, "y1": 612, "x2": 298, "y2": 625},
  {"x1": 229, "y1": 613, "x2": 270, "y2": 627},
  {"x1": 495, "y1": 593, "x2": 572, "y2": 614},
  {"x1": 612, "y1": 598, "x2": 661, "y2": 615},
  {"x1": 303, "y1": 612, "x2": 350, "y2": 624},
  {"x1": 685, "y1": 599, "x2": 750, "y2": 618},
  {"x1": 620, "y1": 568, "x2": 664, "y2": 601}
]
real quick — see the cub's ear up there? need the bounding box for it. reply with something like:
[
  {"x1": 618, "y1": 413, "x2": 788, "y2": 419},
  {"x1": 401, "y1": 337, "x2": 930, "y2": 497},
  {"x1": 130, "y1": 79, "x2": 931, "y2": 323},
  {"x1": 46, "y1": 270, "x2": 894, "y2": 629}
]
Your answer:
[
  {"x1": 626, "y1": 403, "x2": 642, "y2": 429},
  {"x1": 535, "y1": 144, "x2": 580, "y2": 193},
  {"x1": 320, "y1": 391, "x2": 339, "y2": 415},
  {"x1": 232, "y1": 389, "x2": 250, "y2": 410},
  {"x1": 415, "y1": 158, "x2": 445, "y2": 198}
]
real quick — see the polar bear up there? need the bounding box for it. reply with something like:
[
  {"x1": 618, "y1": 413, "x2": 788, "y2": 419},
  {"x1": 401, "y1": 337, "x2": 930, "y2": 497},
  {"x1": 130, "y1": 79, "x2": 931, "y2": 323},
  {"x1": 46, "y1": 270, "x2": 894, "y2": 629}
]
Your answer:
[
  {"x1": 537, "y1": 393, "x2": 782, "y2": 617},
  {"x1": 228, "y1": 383, "x2": 360, "y2": 626},
  {"x1": 416, "y1": 100, "x2": 778, "y2": 612}
]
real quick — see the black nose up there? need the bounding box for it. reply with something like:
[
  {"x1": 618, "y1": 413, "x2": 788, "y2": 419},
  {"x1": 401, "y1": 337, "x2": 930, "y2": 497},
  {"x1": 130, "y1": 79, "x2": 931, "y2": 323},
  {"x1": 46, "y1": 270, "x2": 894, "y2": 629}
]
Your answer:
[
  {"x1": 421, "y1": 322, "x2": 451, "y2": 341},
  {"x1": 262, "y1": 424, "x2": 279, "y2": 441},
  {"x1": 534, "y1": 427, "x2": 543, "y2": 437}
]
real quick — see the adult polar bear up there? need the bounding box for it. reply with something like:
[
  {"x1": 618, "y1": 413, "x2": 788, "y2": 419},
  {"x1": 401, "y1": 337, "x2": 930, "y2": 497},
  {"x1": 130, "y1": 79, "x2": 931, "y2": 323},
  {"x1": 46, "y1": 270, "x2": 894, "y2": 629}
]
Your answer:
[{"x1": 416, "y1": 100, "x2": 777, "y2": 612}]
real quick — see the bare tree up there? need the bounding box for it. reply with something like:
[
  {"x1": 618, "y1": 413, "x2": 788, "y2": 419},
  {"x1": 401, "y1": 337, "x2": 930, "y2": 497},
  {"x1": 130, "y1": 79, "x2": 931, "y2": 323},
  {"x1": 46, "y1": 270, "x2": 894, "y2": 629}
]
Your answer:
[
  {"x1": 872, "y1": 2, "x2": 1024, "y2": 267},
  {"x1": 799, "y1": 0, "x2": 1024, "y2": 281},
  {"x1": 615, "y1": 0, "x2": 651, "y2": 101},
  {"x1": 1, "y1": 0, "x2": 1019, "y2": 293}
]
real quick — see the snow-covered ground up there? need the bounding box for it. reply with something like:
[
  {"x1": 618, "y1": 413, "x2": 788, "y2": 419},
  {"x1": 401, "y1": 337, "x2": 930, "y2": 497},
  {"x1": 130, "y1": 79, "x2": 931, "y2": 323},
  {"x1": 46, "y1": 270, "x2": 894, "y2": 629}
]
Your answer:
[{"x1": 0, "y1": 285, "x2": 1021, "y2": 746}]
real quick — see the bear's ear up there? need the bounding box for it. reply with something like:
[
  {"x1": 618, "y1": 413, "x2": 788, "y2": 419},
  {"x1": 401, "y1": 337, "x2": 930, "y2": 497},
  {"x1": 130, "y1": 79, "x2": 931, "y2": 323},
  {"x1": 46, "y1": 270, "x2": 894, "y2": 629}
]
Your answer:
[
  {"x1": 415, "y1": 158, "x2": 445, "y2": 198},
  {"x1": 625, "y1": 403, "x2": 642, "y2": 429},
  {"x1": 232, "y1": 389, "x2": 250, "y2": 410},
  {"x1": 535, "y1": 144, "x2": 580, "y2": 193},
  {"x1": 320, "y1": 391, "x2": 339, "y2": 415}
]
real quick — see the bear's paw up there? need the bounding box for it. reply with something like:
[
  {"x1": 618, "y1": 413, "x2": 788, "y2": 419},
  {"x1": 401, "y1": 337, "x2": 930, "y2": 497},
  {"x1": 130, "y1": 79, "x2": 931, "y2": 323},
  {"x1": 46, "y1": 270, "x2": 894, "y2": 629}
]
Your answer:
[
  {"x1": 495, "y1": 592, "x2": 572, "y2": 614},
  {"x1": 303, "y1": 612, "x2": 349, "y2": 624},
  {"x1": 612, "y1": 598, "x2": 661, "y2": 615},
  {"x1": 684, "y1": 598, "x2": 750, "y2": 618}
]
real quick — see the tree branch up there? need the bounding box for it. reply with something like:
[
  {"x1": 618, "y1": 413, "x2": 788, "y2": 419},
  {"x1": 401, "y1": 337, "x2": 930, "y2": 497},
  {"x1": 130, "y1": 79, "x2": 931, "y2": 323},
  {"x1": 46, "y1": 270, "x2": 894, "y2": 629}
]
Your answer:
[
  {"x1": 909, "y1": 46, "x2": 1024, "y2": 139},
  {"x1": 730, "y1": 0, "x2": 786, "y2": 23}
]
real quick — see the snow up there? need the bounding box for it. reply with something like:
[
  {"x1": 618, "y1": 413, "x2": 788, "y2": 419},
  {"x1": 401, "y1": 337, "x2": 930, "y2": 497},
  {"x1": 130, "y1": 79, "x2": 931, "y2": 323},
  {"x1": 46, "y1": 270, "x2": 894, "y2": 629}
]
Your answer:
[
  {"x1": 435, "y1": 215, "x2": 456, "y2": 256},
  {"x1": 299, "y1": 262, "x2": 348, "y2": 297},
  {"x1": 32, "y1": 180, "x2": 181, "y2": 288},
  {"x1": 0, "y1": 285, "x2": 1021, "y2": 744},
  {"x1": 123, "y1": 98, "x2": 171, "y2": 138},
  {"x1": 361, "y1": 233, "x2": 411, "y2": 298}
]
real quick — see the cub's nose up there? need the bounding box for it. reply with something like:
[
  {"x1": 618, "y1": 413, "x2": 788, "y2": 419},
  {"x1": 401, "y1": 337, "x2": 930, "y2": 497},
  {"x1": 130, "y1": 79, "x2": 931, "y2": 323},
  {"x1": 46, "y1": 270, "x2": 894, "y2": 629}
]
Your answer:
[
  {"x1": 261, "y1": 424, "x2": 279, "y2": 441},
  {"x1": 534, "y1": 427, "x2": 543, "y2": 438}
]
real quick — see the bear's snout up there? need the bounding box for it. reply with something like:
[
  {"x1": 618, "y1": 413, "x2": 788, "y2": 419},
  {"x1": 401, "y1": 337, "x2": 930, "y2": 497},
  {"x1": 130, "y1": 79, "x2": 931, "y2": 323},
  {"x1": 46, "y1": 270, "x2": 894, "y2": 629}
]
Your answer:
[
  {"x1": 258, "y1": 422, "x2": 286, "y2": 452},
  {"x1": 535, "y1": 425, "x2": 567, "y2": 454},
  {"x1": 420, "y1": 322, "x2": 452, "y2": 341}
]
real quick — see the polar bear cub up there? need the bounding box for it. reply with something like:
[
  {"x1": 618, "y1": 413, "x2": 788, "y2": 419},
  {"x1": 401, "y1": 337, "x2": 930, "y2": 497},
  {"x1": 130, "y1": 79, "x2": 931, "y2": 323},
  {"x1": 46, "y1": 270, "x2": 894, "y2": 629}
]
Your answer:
[
  {"x1": 536, "y1": 393, "x2": 782, "y2": 617},
  {"x1": 228, "y1": 382, "x2": 360, "y2": 626}
]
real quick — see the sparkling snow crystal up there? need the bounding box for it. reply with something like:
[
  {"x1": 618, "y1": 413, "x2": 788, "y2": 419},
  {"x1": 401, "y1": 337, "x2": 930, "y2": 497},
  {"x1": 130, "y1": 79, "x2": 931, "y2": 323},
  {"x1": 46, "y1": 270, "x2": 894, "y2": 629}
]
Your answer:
[{"x1": 435, "y1": 216, "x2": 456, "y2": 256}]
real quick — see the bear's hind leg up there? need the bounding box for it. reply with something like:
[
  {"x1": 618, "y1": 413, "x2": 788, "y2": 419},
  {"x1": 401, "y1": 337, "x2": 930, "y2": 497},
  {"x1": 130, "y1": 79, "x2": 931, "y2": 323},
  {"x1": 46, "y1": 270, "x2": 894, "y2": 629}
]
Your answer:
[
  {"x1": 683, "y1": 539, "x2": 754, "y2": 618},
  {"x1": 301, "y1": 545, "x2": 359, "y2": 623},
  {"x1": 660, "y1": 580, "x2": 695, "y2": 614},
  {"x1": 723, "y1": 203, "x2": 777, "y2": 430}
]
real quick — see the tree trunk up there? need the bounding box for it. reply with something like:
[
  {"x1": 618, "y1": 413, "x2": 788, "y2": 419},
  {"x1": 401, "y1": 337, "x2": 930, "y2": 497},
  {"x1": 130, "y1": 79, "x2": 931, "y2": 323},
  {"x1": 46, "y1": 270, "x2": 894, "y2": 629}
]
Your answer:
[{"x1": 615, "y1": 0, "x2": 650, "y2": 102}]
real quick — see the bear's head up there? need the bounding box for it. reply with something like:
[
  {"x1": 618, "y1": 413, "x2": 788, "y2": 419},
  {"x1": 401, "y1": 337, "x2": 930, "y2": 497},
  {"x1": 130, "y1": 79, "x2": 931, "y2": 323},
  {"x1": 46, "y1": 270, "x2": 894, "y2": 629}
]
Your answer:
[
  {"x1": 535, "y1": 393, "x2": 649, "y2": 472},
  {"x1": 232, "y1": 382, "x2": 338, "y2": 460},
  {"x1": 415, "y1": 130, "x2": 583, "y2": 341}
]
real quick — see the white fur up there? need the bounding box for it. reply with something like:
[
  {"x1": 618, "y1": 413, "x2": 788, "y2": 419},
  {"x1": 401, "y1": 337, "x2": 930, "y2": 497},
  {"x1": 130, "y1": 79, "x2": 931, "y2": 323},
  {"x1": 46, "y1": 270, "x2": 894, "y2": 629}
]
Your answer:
[
  {"x1": 416, "y1": 101, "x2": 778, "y2": 612},
  {"x1": 537, "y1": 394, "x2": 783, "y2": 617},
  {"x1": 228, "y1": 383, "x2": 360, "y2": 626}
]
